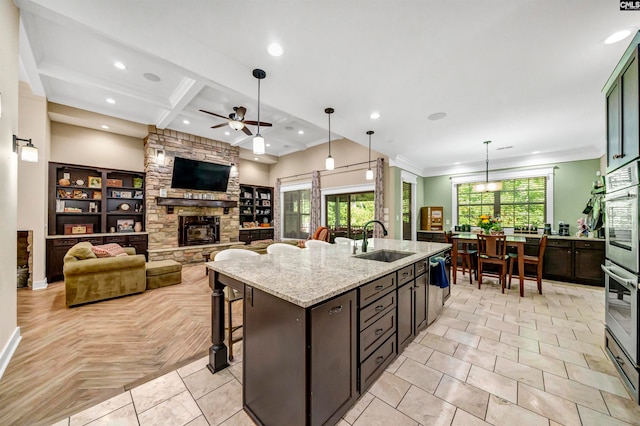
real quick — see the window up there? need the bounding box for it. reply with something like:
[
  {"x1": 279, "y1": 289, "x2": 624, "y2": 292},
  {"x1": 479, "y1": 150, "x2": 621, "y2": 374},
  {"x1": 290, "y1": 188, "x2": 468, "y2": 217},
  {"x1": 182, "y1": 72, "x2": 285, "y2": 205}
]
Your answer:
[
  {"x1": 457, "y1": 177, "x2": 547, "y2": 228},
  {"x1": 402, "y1": 181, "x2": 412, "y2": 240},
  {"x1": 283, "y1": 189, "x2": 311, "y2": 239},
  {"x1": 326, "y1": 191, "x2": 374, "y2": 240}
]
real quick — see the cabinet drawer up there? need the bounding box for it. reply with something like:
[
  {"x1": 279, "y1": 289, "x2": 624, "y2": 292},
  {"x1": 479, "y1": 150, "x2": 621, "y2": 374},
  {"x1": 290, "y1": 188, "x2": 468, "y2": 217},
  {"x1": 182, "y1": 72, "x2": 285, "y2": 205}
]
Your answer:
[
  {"x1": 574, "y1": 240, "x2": 604, "y2": 250},
  {"x1": 360, "y1": 310, "x2": 396, "y2": 360},
  {"x1": 104, "y1": 236, "x2": 126, "y2": 243},
  {"x1": 83, "y1": 237, "x2": 104, "y2": 245},
  {"x1": 359, "y1": 273, "x2": 396, "y2": 308},
  {"x1": 398, "y1": 265, "x2": 414, "y2": 286},
  {"x1": 360, "y1": 335, "x2": 396, "y2": 392},
  {"x1": 360, "y1": 291, "x2": 396, "y2": 330},
  {"x1": 52, "y1": 238, "x2": 79, "y2": 247},
  {"x1": 547, "y1": 239, "x2": 571, "y2": 248},
  {"x1": 127, "y1": 234, "x2": 147, "y2": 242},
  {"x1": 415, "y1": 259, "x2": 427, "y2": 277}
]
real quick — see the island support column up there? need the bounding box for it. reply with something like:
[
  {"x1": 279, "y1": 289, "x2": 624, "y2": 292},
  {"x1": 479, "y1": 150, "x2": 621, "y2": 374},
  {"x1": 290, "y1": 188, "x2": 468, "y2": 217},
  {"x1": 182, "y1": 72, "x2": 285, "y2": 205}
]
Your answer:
[{"x1": 207, "y1": 271, "x2": 229, "y2": 373}]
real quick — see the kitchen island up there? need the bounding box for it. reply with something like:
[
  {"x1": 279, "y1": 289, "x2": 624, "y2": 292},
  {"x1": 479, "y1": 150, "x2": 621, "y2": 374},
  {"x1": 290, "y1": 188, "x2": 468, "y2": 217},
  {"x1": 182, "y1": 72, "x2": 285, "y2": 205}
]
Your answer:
[{"x1": 206, "y1": 238, "x2": 450, "y2": 426}]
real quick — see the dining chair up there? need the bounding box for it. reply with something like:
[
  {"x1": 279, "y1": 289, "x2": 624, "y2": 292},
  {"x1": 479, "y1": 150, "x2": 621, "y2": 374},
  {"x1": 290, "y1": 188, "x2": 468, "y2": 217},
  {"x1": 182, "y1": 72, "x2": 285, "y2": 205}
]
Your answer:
[
  {"x1": 508, "y1": 235, "x2": 547, "y2": 295},
  {"x1": 213, "y1": 248, "x2": 259, "y2": 361},
  {"x1": 477, "y1": 234, "x2": 510, "y2": 293},
  {"x1": 445, "y1": 231, "x2": 477, "y2": 284},
  {"x1": 334, "y1": 237, "x2": 355, "y2": 244},
  {"x1": 311, "y1": 226, "x2": 331, "y2": 242},
  {"x1": 267, "y1": 243, "x2": 302, "y2": 254},
  {"x1": 305, "y1": 239, "x2": 332, "y2": 248}
]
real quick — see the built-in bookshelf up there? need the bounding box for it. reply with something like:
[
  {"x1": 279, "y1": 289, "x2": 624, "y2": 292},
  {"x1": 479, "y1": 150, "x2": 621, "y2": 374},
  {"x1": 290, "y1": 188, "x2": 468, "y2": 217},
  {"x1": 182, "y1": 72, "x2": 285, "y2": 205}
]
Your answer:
[{"x1": 239, "y1": 184, "x2": 273, "y2": 227}]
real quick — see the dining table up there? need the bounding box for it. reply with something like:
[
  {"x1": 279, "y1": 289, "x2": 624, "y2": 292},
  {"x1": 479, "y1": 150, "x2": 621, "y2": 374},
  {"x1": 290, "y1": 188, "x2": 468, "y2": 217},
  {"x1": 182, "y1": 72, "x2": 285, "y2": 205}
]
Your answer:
[{"x1": 452, "y1": 233, "x2": 528, "y2": 297}]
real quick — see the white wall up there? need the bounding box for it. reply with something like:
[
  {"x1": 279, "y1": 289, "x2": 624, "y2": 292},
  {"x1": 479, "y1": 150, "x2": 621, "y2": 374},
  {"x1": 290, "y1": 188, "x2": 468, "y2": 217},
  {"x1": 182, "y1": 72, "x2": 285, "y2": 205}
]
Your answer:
[
  {"x1": 50, "y1": 122, "x2": 144, "y2": 172},
  {"x1": 238, "y1": 159, "x2": 271, "y2": 186},
  {"x1": 18, "y1": 82, "x2": 49, "y2": 288},
  {"x1": 0, "y1": 0, "x2": 20, "y2": 379}
]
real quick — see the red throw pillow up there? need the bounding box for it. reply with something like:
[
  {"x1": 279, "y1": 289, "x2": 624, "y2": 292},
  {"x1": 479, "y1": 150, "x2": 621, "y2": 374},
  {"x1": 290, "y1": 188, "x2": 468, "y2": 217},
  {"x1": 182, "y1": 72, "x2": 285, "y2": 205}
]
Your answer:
[{"x1": 91, "y1": 243, "x2": 128, "y2": 258}]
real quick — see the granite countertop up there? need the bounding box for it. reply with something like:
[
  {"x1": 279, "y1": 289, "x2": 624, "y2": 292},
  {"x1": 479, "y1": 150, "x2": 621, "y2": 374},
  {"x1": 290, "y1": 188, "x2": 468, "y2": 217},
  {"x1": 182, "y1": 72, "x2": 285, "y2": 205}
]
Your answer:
[{"x1": 206, "y1": 238, "x2": 451, "y2": 308}]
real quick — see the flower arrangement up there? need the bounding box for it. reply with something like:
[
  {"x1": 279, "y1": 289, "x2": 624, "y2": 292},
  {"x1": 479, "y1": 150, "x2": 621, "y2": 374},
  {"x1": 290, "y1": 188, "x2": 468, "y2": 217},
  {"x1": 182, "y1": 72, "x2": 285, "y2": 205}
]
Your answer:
[{"x1": 477, "y1": 214, "x2": 502, "y2": 233}]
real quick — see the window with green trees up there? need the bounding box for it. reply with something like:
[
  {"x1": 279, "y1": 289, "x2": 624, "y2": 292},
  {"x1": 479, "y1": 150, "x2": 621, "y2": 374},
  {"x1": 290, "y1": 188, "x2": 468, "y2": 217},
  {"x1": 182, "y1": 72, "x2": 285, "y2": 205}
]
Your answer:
[
  {"x1": 326, "y1": 191, "x2": 375, "y2": 240},
  {"x1": 457, "y1": 177, "x2": 546, "y2": 228},
  {"x1": 283, "y1": 189, "x2": 311, "y2": 239}
]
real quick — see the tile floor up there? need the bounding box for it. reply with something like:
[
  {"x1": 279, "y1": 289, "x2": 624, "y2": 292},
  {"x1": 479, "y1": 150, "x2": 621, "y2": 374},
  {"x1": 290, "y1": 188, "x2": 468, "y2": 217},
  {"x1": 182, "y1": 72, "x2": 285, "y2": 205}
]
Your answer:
[{"x1": 50, "y1": 275, "x2": 640, "y2": 426}]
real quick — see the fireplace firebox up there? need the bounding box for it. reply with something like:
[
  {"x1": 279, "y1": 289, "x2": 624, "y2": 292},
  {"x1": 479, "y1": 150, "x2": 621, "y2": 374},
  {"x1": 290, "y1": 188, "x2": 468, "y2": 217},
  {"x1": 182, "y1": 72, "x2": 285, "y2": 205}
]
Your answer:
[{"x1": 179, "y1": 216, "x2": 220, "y2": 246}]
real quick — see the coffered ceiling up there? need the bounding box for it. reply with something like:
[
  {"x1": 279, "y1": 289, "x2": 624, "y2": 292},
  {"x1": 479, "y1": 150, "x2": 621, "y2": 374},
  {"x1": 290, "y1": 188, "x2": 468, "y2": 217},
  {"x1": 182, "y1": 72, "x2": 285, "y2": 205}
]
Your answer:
[{"x1": 14, "y1": 0, "x2": 640, "y2": 175}]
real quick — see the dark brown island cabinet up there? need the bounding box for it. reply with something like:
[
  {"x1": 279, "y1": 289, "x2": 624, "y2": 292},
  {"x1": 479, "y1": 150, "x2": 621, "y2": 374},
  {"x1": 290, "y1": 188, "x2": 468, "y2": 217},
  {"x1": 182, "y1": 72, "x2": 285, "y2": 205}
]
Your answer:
[{"x1": 209, "y1": 248, "x2": 450, "y2": 426}]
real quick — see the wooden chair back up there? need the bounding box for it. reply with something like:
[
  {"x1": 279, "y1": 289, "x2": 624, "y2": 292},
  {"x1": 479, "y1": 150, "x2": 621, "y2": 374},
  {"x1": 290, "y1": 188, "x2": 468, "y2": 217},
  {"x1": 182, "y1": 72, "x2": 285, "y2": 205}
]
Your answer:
[
  {"x1": 537, "y1": 235, "x2": 548, "y2": 260},
  {"x1": 477, "y1": 234, "x2": 508, "y2": 259}
]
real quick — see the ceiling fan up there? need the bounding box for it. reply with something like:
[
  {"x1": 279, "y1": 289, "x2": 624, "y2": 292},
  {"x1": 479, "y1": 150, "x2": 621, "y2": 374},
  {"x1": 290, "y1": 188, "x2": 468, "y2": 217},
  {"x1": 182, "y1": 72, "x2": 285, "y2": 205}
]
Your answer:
[{"x1": 199, "y1": 106, "x2": 272, "y2": 136}]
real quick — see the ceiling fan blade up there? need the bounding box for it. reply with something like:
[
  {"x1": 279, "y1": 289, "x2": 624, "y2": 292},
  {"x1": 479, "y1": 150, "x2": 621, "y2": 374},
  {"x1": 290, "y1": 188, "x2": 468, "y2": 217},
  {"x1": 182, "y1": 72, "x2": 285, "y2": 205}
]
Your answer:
[
  {"x1": 241, "y1": 126, "x2": 253, "y2": 136},
  {"x1": 199, "y1": 109, "x2": 230, "y2": 120},
  {"x1": 244, "y1": 120, "x2": 273, "y2": 127},
  {"x1": 210, "y1": 123, "x2": 228, "y2": 129}
]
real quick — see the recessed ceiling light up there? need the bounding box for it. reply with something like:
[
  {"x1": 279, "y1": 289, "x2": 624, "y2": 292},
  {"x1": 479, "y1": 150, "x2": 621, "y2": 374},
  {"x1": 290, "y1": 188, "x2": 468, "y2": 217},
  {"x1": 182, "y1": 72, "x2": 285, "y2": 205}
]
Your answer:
[
  {"x1": 183, "y1": 119, "x2": 190, "y2": 124},
  {"x1": 266, "y1": 143, "x2": 271, "y2": 147},
  {"x1": 370, "y1": 112, "x2": 380, "y2": 119},
  {"x1": 254, "y1": 157, "x2": 259, "y2": 161},
  {"x1": 298, "y1": 130, "x2": 304, "y2": 135},
  {"x1": 224, "y1": 131, "x2": 230, "y2": 136},
  {"x1": 101, "y1": 125, "x2": 109, "y2": 129},
  {"x1": 605, "y1": 30, "x2": 632, "y2": 45},
  {"x1": 267, "y1": 43, "x2": 283, "y2": 57},
  {"x1": 285, "y1": 126, "x2": 294, "y2": 131},
  {"x1": 114, "y1": 61, "x2": 126, "y2": 70},
  {"x1": 106, "y1": 98, "x2": 116, "y2": 104},
  {"x1": 532, "y1": 150, "x2": 541, "y2": 154},
  {"x1": 428, "y1": 112, "x2": 447, "y2": 121},
  {"x1": 454, "y1": 162, "x2": 461, "y2": 165},
  {"x1": 143, "y1": 72, "x2": 161, "y2": 82}
]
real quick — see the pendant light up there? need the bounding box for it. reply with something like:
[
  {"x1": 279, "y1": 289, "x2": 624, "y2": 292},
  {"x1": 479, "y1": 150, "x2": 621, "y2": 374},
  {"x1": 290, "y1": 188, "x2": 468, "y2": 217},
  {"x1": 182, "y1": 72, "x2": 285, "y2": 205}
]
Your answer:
[
  {"x1": 325, "y1": 107, "x2": 335, "y2": 170},
  {"x1": 252, "y1": 68, "x2": 266, "y2": 155},
  {"x1": 365, "y1": 130, "x2": 374, "y2": 180},
  {"x1": 473, "y1": 140, "x2": 502, "y2": 192}
]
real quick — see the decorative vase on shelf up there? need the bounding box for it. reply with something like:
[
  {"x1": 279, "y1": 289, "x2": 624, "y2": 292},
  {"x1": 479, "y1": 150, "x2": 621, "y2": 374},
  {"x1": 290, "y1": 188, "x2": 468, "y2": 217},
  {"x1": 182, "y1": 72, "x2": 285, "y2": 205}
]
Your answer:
[{"x1": 134, "y1": 222, "x2": 142, "y2": 232}]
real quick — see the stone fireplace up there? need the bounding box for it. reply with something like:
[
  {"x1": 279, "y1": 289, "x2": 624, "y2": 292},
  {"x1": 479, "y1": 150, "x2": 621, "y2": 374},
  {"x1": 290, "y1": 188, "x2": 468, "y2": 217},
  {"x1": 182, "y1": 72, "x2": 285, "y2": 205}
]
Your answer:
[
  {"x1": 179, "y1": 215, "x2": 220, "y2": 246},
  {"x1": 144, "y1": 126, "x2": 241, "y2": 264}
]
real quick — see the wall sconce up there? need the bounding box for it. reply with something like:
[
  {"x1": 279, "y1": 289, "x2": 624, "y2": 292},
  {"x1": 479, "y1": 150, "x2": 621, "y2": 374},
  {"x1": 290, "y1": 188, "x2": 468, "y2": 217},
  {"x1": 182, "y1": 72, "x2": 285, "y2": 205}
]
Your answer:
[
  {"x1": 13, "y1": 135, "x2": 38, "y2": 162},
  {"x1": 156, "y1": 148, "x2": 165, "y2": 164}
]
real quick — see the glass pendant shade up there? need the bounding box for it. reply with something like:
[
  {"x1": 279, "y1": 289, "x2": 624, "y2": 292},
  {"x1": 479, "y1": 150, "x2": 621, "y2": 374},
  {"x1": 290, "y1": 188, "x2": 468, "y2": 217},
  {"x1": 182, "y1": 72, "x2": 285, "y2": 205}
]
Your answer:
[
  {"x1": 473, "y1": 140, "x2": 501, "y2": 192},
  {"x1": 325, "y1": 155, "x2": 335, "y2": 170},
  {"x1": 365, "y1": 168, "x2": 374, "y2": 180},
  {"x1": 253, "y1": 135, "x2": 265, "y2": 155}
]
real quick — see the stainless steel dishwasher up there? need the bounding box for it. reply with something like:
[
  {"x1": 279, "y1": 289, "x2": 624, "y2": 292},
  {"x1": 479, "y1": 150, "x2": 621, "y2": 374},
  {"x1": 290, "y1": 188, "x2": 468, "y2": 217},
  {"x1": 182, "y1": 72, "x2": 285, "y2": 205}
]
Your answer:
[{"x1": 428, "y1": 251, "x2": 451, "y2": 324}]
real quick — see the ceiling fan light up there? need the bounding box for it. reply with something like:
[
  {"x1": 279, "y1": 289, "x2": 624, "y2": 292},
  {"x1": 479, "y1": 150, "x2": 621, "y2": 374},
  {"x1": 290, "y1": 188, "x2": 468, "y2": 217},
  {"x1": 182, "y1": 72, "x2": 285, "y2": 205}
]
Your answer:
[
  {"x1": 229, "y1": 120, "x2": 245, "y2": 131},
  {"x1": 253, "y1": 135, "x2": 265, "y2": 155},
  {"x1": 326, "y1": 155, "x2": 335, "y2": 171},
  {"x1": 365, "y1": 168, "x2": 374, "y2": 180}
]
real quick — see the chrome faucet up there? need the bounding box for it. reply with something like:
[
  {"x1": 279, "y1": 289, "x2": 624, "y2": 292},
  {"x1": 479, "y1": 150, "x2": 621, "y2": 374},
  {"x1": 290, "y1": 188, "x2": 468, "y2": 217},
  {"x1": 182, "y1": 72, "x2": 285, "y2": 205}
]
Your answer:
[{"x1": 361, "y1": 220, "x2": 388, "y2": 253}]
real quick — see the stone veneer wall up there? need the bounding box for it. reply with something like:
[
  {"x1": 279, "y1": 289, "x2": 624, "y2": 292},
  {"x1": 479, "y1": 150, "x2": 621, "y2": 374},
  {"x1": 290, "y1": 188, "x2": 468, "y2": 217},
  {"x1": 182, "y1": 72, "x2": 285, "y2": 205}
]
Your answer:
[{"x1": 144, "y1": 126, "x2": 240, "y2": 263}]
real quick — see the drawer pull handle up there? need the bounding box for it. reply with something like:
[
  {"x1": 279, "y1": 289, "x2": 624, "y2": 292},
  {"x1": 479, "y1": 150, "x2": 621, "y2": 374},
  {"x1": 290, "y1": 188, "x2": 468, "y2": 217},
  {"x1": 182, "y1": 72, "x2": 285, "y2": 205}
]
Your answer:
[
  {"x1": 402, "y1": 272, "x2": 410, "y2": 278},
  {"x1": 615, "y1": 356, "x2": 626, "y2": 366},
  {"x1": 329, "y1": 305, "x2": 343, "y2": 315},
  {"x1": 375, "y1": 356, "x2": 384, "y2": 365},
  {"x1": 613, "y1": 154, "x2": 624, "y2": 159},
  {"x1": 375, "y1": 305, "x2": 385, "y2": 312},
  {"x1": 375, "y1": 328, "x2": 384, "y2": 336},
  {"x1": 375, "y1": 285, "x2": 385, "y2": 291}
]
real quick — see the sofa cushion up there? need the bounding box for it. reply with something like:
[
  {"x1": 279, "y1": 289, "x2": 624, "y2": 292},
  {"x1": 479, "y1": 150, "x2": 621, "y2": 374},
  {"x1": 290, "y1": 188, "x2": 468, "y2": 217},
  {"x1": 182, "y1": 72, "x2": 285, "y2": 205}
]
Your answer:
[
  {"x1": 92, "y1": 243, "x2": 128, "y2": 258},
  {"x1": 67, "y1": 242, "x2": 97, "y2": 260},
  {"x1": 146, "y1": 260, "x2": 182, "y2": 276}
]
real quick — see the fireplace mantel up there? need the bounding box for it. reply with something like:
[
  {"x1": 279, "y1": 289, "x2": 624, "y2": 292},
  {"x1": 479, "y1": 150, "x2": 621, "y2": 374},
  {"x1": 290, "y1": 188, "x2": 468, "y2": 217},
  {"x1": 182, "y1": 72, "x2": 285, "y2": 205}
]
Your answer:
[{"x1": 156, "y1": 197, "x2": 237, "y2": 214}]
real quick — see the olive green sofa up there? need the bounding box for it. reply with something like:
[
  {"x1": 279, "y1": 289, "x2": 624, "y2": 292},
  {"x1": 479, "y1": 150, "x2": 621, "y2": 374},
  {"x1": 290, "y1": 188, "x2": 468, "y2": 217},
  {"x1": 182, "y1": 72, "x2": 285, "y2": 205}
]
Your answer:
[{"x1": 63, "y1": 242, "x2": 147, "y2": 307}]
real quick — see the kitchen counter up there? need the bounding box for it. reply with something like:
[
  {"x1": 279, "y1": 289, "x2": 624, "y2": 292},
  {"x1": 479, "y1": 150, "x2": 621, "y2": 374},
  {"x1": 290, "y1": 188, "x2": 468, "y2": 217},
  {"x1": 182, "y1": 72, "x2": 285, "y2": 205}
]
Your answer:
[
  {"x1": 206, "y1": 238, "x2": 450, "y2": 308},
  {"x1": 417, "y1": 229, "x2": 604, "y2": 242},
  {"x1": 206, "y1": 238, "x2": 452, "y2": 425}
]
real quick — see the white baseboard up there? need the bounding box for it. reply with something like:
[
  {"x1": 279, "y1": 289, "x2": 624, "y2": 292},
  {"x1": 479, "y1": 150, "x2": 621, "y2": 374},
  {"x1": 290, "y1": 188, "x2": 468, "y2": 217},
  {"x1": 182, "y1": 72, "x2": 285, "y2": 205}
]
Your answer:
[
  {"x1": 32, "y1": 278, "x2": 47, "y2": 290},
  {"x1": 0, "y1": 327, "x2": 21, "y2": 380}
]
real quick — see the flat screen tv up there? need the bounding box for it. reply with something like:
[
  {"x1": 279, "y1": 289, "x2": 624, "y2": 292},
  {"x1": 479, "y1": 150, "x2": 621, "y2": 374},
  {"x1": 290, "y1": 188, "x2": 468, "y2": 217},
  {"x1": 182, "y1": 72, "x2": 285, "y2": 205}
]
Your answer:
[{"x1": 170, "y1": 157, "x2": 231, "y2": 192}]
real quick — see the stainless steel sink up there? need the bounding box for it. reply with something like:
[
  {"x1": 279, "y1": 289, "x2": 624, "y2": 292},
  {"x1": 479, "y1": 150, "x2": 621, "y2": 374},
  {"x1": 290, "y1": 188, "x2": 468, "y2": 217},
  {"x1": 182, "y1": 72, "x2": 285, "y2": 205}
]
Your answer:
[{"x1": 354, "y1": 249, "x2": 415, "y2": 263}]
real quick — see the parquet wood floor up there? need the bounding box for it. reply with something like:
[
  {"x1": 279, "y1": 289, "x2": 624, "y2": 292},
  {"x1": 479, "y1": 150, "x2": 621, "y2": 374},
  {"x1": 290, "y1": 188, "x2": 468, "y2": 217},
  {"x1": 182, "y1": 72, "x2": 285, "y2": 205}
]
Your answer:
[{"x1": 0, "y1": 265, "x2": 216, "y2": 426}]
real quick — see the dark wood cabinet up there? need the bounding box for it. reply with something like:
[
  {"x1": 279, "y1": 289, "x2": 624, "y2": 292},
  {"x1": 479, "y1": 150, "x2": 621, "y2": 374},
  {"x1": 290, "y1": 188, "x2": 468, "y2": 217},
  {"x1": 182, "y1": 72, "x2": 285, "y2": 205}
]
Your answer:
[
  {"x1": 414, "y1": 264, "x2": 428, "y2": 331},
  {"x1": 239, "y1": 228, "x2": 274, "y2": 244},
  {"x1": 243, "y1": 286, "x2": 356, "y2": 426},
  {"x1": 605, "y1": 34, "x2": 640, "y2": 173},
  {"x1": 417, "y1": 231, "x2": 446, "y2": 243},
  {"x1": 397, "y1": 282, "x2": 414, "y2": 351},
  {"x1": 543, "y1": 239, "x2": 604, "y2": 286},
  {"x1": 239, "y1": 184, "x2": 273, "y2": 228}
]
